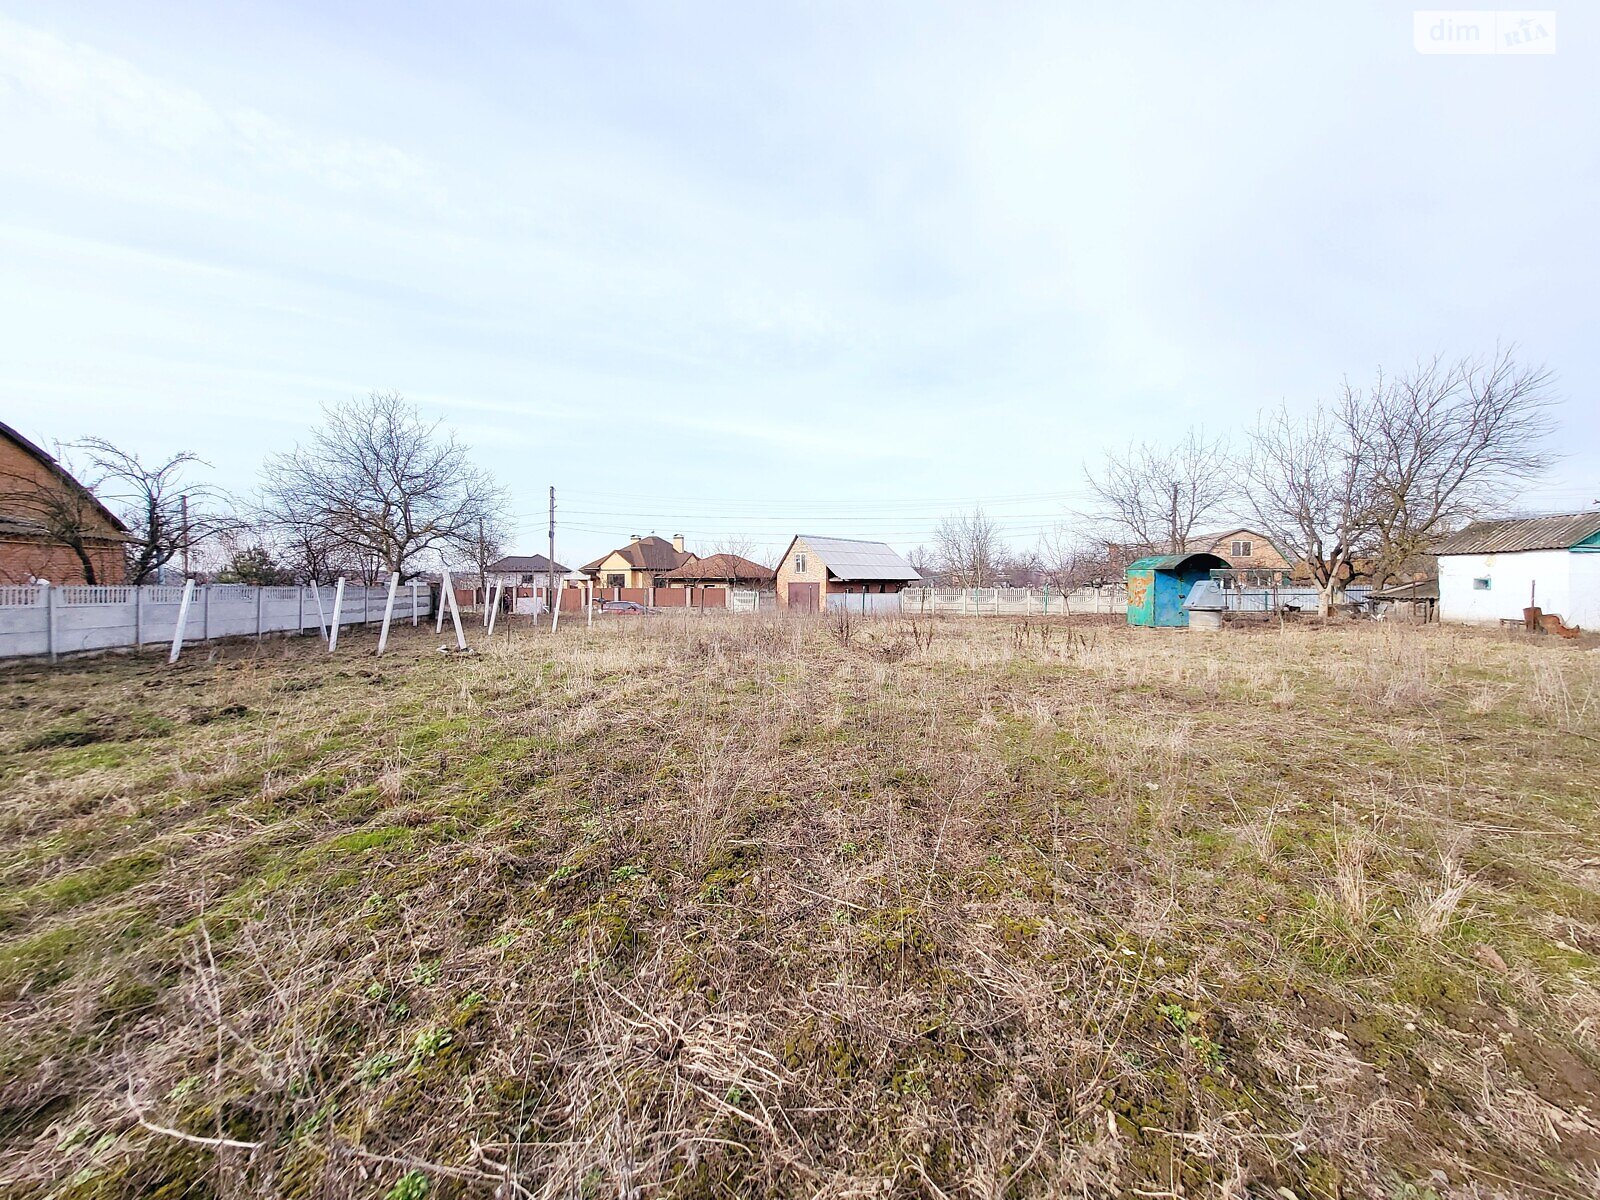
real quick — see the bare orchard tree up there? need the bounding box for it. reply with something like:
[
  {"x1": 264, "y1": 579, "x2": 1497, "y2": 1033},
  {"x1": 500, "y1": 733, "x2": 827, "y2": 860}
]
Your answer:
[
  {"x1": 1084, "y1": 430, "x2": 1234, "y2": 555},
  {"x1": 261, "y1": 392, "x2": 507, "y2": 582},
  {"x1": 0, "y1": 448, "x2": 118, "y2": 584},
  {"x1": 933, "y1": 506, "x2": 1003, "y2": 587},
  {"x1": 1243, "y1": 394, "x2": 1377, "y2": 617},
  {"x1": 708, "y1": 534, "x2": 759, "y2": 563},
  {"x1": 1035, "y1": 524, "x2": 1110, "y2": 591},
  {"x1": 1363, "y1": 348, "x2": 1557, "y2": 586},
  {"x1": 75, "y1": 439, "x2": 229, "y2": 583}
]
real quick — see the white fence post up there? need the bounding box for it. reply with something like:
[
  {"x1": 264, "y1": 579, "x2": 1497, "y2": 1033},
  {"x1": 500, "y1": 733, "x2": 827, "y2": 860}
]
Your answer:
[
  {"x1": 168, "y1": 579, "x2": 195, "y2": 664},
  {"x1": 312, "y1": 582, "x2": 329, "y2": 642},
  {"x1": 134, "y1": 585, "x2": 144, "y2": 650},
  {"x1": 328, "y1": 578, "x2": 346, "y2": 652},
  {"x1": 486, "y1": 580, "x2": 503, "y2": 636},
  {"x1": 411, "y1": 581, "x2": 419, "y2": 626},
  {"x1": 256, "y1": 587, "x2": 265, "y2": 642},
  {"x1": 377, "y1": 572, "x2": 400, "y2": 655}
]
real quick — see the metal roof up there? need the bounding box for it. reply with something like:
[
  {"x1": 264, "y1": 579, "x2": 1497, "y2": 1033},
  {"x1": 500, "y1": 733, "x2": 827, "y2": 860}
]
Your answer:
[
  {"x1": 1431, "y1": 513, "x2": 1600, "y2": 556},
  {"x1": 1126, "y1": 552, "x2": 1231, "y2": 572},
  {"x1": 487, "y1": 555, "x2": 569, "y2": 574},
  {"x1": 1371, "y1": 578, "x2": 1439, "y2": 600},
  {"x1": 797, "y1": 535, "x2": 921, "y2": 582}
]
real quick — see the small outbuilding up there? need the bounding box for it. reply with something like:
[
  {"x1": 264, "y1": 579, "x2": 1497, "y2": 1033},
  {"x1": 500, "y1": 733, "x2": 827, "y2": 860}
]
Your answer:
[
  {"x1": 1433, "y1": 513, "x2": 1600, "y2": 628},
  {"x1": 1125, "y1": 552, "x2": 1230, "y2": 627},
  {"x1": 774, "y1": 535, "x2": 921, "y2": 614}
]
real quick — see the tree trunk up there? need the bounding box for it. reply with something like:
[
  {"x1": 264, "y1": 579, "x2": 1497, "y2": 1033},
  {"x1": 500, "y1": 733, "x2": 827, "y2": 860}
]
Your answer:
[
  {"x1": 1317, "y1": 579, "x2": 1337, "y2": 618},
  {"x1": 71, "y1": 540, "x2": 97, "y2": 586}
]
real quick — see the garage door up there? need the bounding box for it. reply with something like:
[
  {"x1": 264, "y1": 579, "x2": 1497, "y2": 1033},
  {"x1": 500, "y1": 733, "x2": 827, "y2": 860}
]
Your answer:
[{"x1": 787, "y1": 582, "x2": 819, "y2": 613}]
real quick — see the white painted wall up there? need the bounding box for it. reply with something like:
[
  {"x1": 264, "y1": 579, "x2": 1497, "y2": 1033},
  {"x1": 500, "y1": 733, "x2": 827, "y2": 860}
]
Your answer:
[
  {"x1": 1567, "y1": 553, "x2": 1600, "y2": 628},
  {"x1": 1438, "y1": 549, "x2": 1571, "y2": 624}
]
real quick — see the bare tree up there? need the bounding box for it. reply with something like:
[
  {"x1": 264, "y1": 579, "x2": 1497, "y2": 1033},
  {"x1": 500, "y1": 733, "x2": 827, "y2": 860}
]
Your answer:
[
  {"x1": 1242, "y1": 394, "x2": 1377, "y2": 616},
  {"x1": 933, "y1": 506, "x2": 1003, "y2": 587},
  {"x1": 1035, "y1": 524, "x2": 1111, "y2": 591},
  {"x1": 1084, "y1": 430, "x2": 1234, "y2": 555},
  {"x1": 0, "y1": 451, "x2": 118, "y2": 584},
  {"x1": 75, "y1": 439, "x2": 227, "y2": 583},
  {"x1": 708, "y1": 534, "x2": 759, "y2": 563},
  {"x1": 261, "y1": 392, "x2": 507, "y2": 582},
  {"x1": 1362, "y1": 348, "x2": 1556, "y2": 586}
]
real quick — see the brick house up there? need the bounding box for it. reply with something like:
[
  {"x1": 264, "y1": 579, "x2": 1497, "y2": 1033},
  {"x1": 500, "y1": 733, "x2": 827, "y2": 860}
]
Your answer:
[
  {"x1": 1106, "y1": 527, "x2": 1288, "y2": 574},
  {"x1": 774, "y1": 535, "x2": 921, "y2": 613},
  {"x1": 485, "y1": 554, "x2": 571, "y2": 588},
  {"x1": 1182, "y1": 527, "x2": 1289, "y2": 571},
  {"x1": 580, "y1": 534, "x2": 693, "y2": 589},
  {"x1": 661, "y1": 553, "x2": 775, "y2": 589},
  {"x1": 0, "y1": 420, "x2": 128, "y2": 585}
]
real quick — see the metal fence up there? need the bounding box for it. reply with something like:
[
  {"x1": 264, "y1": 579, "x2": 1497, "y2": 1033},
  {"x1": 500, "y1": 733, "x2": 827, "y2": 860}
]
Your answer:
[
  {"x1": 0, "y1": 582, "x2": 433, "y2": 661},
  {"x1": 1209, "y1": 584, "x2": 1372, "y2": 612}
]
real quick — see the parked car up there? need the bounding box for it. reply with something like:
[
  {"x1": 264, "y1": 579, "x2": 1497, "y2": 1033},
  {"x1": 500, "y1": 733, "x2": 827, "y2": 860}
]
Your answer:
[{"x1": 596, "y1": 600, "x2": 660, "y2": 615}]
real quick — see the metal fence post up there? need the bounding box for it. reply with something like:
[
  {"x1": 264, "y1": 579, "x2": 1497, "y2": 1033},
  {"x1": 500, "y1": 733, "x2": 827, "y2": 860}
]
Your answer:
[
  {"x1": 298, "y1": 586, "x2": 305, "y2": 636},
  {"x1": 202, "y1": 585, "x2": 211, "y2": 643},
  {"x1": 256, "y1": 587, "x2": 265, "y2": 642},
  {"x1": 134, "y1": 585, "x2": 144, "y2": 650}
]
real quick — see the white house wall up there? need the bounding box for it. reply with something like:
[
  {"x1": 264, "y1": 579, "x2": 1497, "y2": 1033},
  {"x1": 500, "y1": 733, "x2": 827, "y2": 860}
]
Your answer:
[
  {"x1": 1438, "y1": 549, "x2": 1571, "y2": 624},
  {"x1": 1568, "y1": 553, "x2": 1600, "y2": 628}
]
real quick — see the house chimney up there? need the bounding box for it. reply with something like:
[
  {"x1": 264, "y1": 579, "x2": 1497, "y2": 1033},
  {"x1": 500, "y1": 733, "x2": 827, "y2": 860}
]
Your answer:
[
  {"x1": 672, "y1": 534, "x2": 685, "y2": 553},
  {"x1": 630, "y1": 533, "x2": 641, "y2": 544}
]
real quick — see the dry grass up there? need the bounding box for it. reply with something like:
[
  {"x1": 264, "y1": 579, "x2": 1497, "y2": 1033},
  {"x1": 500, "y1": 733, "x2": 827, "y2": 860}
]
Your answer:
[{"x1": 1, "y1": 615, "x2": 1599, "y2": 1199}]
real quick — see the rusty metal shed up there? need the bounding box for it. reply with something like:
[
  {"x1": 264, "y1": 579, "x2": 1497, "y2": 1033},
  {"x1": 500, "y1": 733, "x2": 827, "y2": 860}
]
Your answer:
[{"x1": 1126, "y1": 552, "x2": 1230, "y2": 627}]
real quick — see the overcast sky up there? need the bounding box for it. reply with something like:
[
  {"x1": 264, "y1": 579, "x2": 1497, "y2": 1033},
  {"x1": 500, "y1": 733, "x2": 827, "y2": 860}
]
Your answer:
[{"x1": 2, "y1": 2, "x2": 1595, "y2": 566}]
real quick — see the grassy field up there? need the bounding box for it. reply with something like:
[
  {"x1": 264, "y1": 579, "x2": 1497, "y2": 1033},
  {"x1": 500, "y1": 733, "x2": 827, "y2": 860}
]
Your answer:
[{"x1": 2, "y1": 614, "x2": 1598, "y2": 1199}]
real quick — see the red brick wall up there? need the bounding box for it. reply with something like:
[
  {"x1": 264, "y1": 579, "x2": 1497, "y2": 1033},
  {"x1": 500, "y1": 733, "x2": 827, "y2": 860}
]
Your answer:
[{"x1": 0, "y1": 536, "x2": 125, "y2": 586}]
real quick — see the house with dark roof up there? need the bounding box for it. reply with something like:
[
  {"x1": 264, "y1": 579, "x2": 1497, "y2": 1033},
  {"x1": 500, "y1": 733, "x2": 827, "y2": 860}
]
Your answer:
[
  {"x1": 661, "y1": 553, "x2": 775, "y2": 589},
  {"x1": 0, "y1": 420, "x2": 128, "y2": 585},
  {"x1": 580, "y1": 534, "x2": 693, "y2": 589},
  {"x1": 485, "y1": 554, "x2": 570, "y2": 587},
  {"x1": 773, "y1": 535, "x2": 922, "y2": 613},
  {"x1": 1432, "y1": 513, "x2": 1600, "y2": 628}
]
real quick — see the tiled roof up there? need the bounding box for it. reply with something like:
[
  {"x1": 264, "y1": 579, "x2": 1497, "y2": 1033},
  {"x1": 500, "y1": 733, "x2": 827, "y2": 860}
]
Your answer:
[
  {"x1": 1431, "y1": 513, "x2": 1600, "y2": 556},
  {"x1": 581, "y1": 536, "x2": 693, "y2": 573},
  {"x1": 662, "y1": 553, "x2": 775, "y2": 582}
]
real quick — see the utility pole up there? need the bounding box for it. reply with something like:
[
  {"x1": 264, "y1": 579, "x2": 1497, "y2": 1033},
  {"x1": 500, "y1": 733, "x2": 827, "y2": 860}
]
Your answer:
[
  {"x1": 180, "y1": 494, "x2": 190, "y2": 578},
  {"x1": 547, "y1": 486, "x2": 557, "y2": 624}
]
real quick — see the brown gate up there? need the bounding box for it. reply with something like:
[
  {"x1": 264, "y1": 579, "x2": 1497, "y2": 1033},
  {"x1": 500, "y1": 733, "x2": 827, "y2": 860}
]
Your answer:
[{"x1": 787, "y1": 582, "x2": 819, "y2": 614}]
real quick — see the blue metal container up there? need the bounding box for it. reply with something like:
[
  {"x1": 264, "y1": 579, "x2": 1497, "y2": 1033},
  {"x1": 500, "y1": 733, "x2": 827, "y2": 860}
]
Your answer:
[{"x1": 1125, "y1": 553, "x2": 1231, "y2": 627}]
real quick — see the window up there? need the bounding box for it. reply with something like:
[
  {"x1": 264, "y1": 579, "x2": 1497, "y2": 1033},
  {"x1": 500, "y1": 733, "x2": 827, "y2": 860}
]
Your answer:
[
  {"x1": 606, "y1": 573, "x2": 625, "y2": 588},
  {"x1": 1473, "y1": 577, "x2": 1491, "y2": 590},
  {"x1": 794, "y1": 553, "x2": 807, "y2": 573},
  {"x1": 1230, "y1": 539, "x2": 1253, "y2": 558}
]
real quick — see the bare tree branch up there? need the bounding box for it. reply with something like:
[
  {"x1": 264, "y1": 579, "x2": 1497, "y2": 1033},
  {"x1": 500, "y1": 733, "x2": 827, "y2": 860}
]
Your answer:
[{"x1": 260, "y1": 392, "x2": 507, "y2": 582}]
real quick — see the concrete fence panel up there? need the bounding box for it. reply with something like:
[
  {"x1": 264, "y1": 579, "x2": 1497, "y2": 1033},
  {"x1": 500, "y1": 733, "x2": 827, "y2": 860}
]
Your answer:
[{"x1": 0, "y1": 583, "x2": 434, "y2": 662}]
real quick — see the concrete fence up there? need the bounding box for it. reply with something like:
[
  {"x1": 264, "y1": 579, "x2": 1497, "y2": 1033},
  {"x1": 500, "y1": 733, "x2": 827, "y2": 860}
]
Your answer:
[
  {"x1": 898, "y1": 586, "x2": 1128, "y2": 616},
  {"x1": 0, "y1": 582, "x2": 434, "y2": 661}
]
